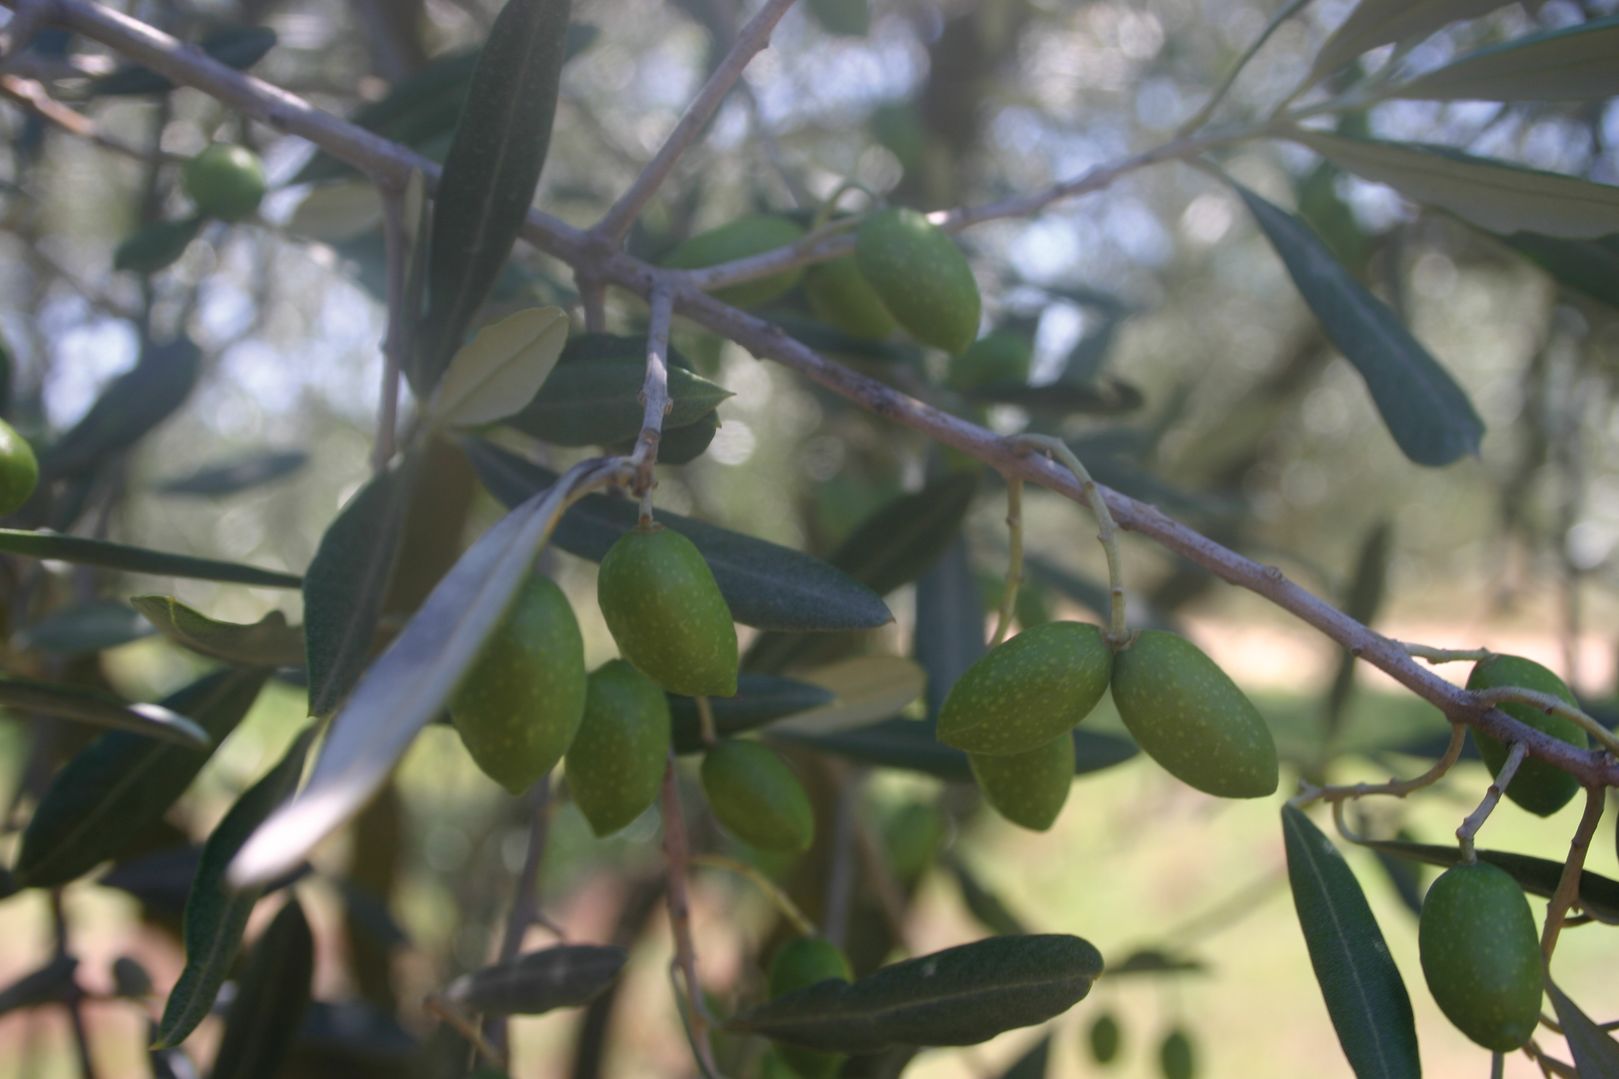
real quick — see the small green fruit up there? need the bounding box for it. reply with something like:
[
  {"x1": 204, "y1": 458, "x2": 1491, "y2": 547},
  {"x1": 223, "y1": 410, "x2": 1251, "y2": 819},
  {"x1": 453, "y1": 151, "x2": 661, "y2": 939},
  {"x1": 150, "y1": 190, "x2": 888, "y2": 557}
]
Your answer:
[
  {"x1": 1158, "y1": 1028, "x2": 1196, "y2": 1079},
  {"x1": 564, "y1": 660, "x2": 672, "y2": 837},
  {"x1": 937, "y1": 621, "x2": 1112, "y2": 756},
  {"x1": 968, "y1": 734, "x2": 1073, "y2": 831},
  {"x1": 661, "y1": 215, "x2": 805, "y2": 309},
  {"x1": 768, "y1": 936, "x2": 852, "y2": 1079},
  {"x1": 0, "y1": 417, "x2": 40, "y2": 515},
  {"x1": 806, "y1": 0, "x2": 870, "y2": 36},
  {"x1": 183, "y1": 144, "x2": 267, "y2": 222},
  {"x1": 868, "y1": 103, "x2": 926, "y2": 174},
  {"x1": 1110, "y1": 630, "x2": 1278, "y2": 799},
  {"x1": 804, "y1": 256, "x2": 897, "y2": 340},
  {"x1": 449, "y1": 575, "x2": 587, "y2": 794},
  {"x1": 855, "y1": 207, "x2": 981, "y2": 354},
  {"x1": 597, "y1": 523, "x2": 738, "y2": 698},
  {"x1": 880, "y1": 799, "x2": 945, "y2": 883},
  {"x1": 948, "y1": 331, "x2": 1033, "y2": 391},
  {"x1": 1466, "y1": 654, "x2": 1586, "y2": 817},
  {"x1": 1419, "y1": 862, "x2": 1542, "y2": 1052},
  {"x1": 1088, "y1": 1011, "x2": 1122, "y2": 1066},
  {"x1": 700, "y1": 740, "x2": 814, "y2": 852}
]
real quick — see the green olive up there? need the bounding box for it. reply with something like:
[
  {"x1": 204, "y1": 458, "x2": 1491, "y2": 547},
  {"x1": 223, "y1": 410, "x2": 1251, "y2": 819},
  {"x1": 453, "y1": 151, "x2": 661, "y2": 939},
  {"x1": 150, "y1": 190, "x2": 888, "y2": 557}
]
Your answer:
[
  {"x1": 0, "y1": 417, "x2": 40, "y2": 515},
  {"x1": 564, "y1": 660, "x2": 671, "y2": 837},
  {"x1": 700, "y1": 740, "x2": 814, "y2": 852},
  {"x1": 183, "y1": 144, "x2": 267, "y2": 222}
]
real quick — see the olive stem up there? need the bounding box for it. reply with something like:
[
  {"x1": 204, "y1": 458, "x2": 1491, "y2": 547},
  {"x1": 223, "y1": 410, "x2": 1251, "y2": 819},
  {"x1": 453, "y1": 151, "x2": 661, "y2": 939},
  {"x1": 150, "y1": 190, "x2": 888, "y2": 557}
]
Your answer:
[
  {"x1": 1399, "y1": 642, "x2": 1493, "y2": 665},
  {"x1": 808, "y1": 179, "x2": 879, "y2": 232},
  {"x1": 690, "y1": 854, "x2": 815, "y2": 936},
  {"x1": 695, "y1": 695, "x2": 716, "y2": 747},
  {"x1": 0, "y1": 74, "x2": 166, "y2": 163},
  {"x1": 656, "y1": 755, "x2": 719, "y2": 1076},
  {"x1": 631, "y1": 286, "x2": 675, "y2": 500},
  {"x1": 579, "y1": 274, "x2": 607, "y2": 333},
  {"x1": 988, "y1": 477, "x2": 1024, "y2": 648},
  {"x1": 422, "y1": 996, "x2": 507, "y2": 1073},
  {"x1": 1011, "y1": 435, "x2": 1128, "y2": 645},
  {"x1": 1538, "y1": 785, "x2": 1603, "y2": 960},
  {"x1": 1290, "y1": 722, "x2": 1467, "y2": 809},
  {"x1": 1456, "y1": 741, "x2": 1528, "y2": 862},
  {"x1": 1470, "y1": 686, "x2": 1619, "y2": 757}
]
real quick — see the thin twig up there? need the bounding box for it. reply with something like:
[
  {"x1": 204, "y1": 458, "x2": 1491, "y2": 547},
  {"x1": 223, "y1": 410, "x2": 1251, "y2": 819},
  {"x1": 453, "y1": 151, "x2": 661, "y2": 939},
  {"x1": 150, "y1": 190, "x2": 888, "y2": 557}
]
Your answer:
[
  {"x1": 690, "y1": 853, "x2": 815, "y2": 936},
  {"x1": 1457, "y1": 742, "x2": 1528, "y2": 861},
  {"x1": 989, "y1": 477, "x2": 1023, "y2": 648},
  {"x1": 1400, "y1": 642, "x2": 1492, "y2": 665},
  {"x1": 1539, "y1": 785, "x2": 1603, "y2": 960},
  {"x1": 821, "y1": 764, "x2": 860, "y2": 950},
  {"x1": 1013, "y1": 435, "x2": 1128, "y2": 644},
  {"x1": 632, "y1": 286, "x2": 675, "y2": 496},
  {"x1": 485, "y1": 775, "x2": 555, "y2": 1057},
  {"x1": 423, "y1": 996, "x2": 508, "y2": 1073},
  {"x1": 0, "y1": 74, "x2": 167, "y2": 160},
  {"x1": 1291, "y1": 723, "x2": 1467, "y2": 809},
  {"x1": 1471, "y1": 686, "x2": 1619, "y2": 757},
  {"x1": 657, "y1": 755, "x2": 718, "y2": 1076}
]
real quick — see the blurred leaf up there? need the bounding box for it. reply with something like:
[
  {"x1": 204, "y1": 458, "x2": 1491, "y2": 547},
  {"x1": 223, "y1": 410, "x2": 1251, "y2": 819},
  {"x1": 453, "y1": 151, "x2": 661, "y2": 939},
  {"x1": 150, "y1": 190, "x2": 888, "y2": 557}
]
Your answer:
[
  {"x1": 773, "y1": 656, "x2": 926, "y2": 735},
  {"x1": 961, "y1": 378, "x2": 1144, "y2": 415},
  {"x1": 1391, "y1": 16, "x2": 1619, "y2": 102},
  {"x1": 147, "y1": 1021, "x2": 199, "y2": 1079},
  {"x1": 287, "y1": 1001, "x2": 421, "y2": 1073},
  {"x1": 155, "y1": 729, "x2": 316, "y2": 1048},
  {"x1": 417, "y1": 0, "x2": 573, "y2": 392},
  {"x1": 0, "y1": 956, "x2": 78, "y2": 1015},
  {"x1": 1362, "y1": 838, "x2": 1619, "y2": 922},
  {"x1": 1281, "y1": 805, "x2": 1421, "y2": 1078},
  {"x1": 211, "y1": 897, "x2": 315, "y2": 1079},
  {"x1": 465, "y1": 440, "x2": 892, "y2": 632},
  {"x1": 440, "y1": 944, "x2": 626, "y2": 1016},
  {"x1": 728, "y1": 935, "x2": 1102, "y2": 1052},
  {"x1": 506, "y1": 359, "x2": 730, "y2": 445},
  {"x1": 14, "y1": 600, "x2": 153, "y2": 654},
  {"x1": 41, "y1": 338, "x2": 202, "y2": 479},
  {"x1": 1231, "y1": 181, "x2": 1484, "y2": 466},
  {"x1": 286, "y1": 182, "x2": 385, "y2": 242},
  {"x1": 1106, "y1": 949, "x2": 1208, "y2": 977},
  {"x1": 1305, "y1": 0, "x2": 1515, "y2": 88},
  {"x1": 948, "y1": 857, "x2": 1028, "y2": 936},
  {"x1": 303, "y1": 455, "x2": 418, "y2": 717},
  {"x1": 155, "y1": 450, "x2": 308, "y2": 497},
  {"x1": 766, "y1": 312, "x2": 923, "y2": 364},
  {"x1": 1059, "y1": 315, "x2": 1122, "y2": 383},
  {"x1": 1322, "y1": 521, "x2": 1392, "y2": 739},
  {"x1": 1501, "y1": 234, "x2": 1619, "y2": 309},
  {"x1": 114, "y1": 216, "x2": 204, "y2": 274},
  {"x1": 669, "y1": 674, "x2": 834, "y2": 753},
  {"x1": 90, "y1": 25, "x2": 276, "y2": 95},
  {"x1": 430, "y1": 306, "x2": 569, "y2": 428},
  {"x1": 776, "y1": 717, "x2": 1137, "y2": 782},
  {"x1": 1371, "y1": 830, "x2": 1425, "y2": 918},
  {"x1": 0, "y1": 528, "x2": 300, "y2": 588},
  {"x1": 1546, "y1": 980, "x2": 1619, "y2": 1078},
  {"x1": 999, "y1": 1036, "x2": 1050, "y2": 1079},
  {"x1": 913, "y1": 536, "x2": 985, "y2": 721},
  {"x1": 638, "y1": 407, "x2": 719, "y2": 465},
  {"x1": 13, "y1": 668, "x2": 268, "y2": 888},
  {"x1": 0, "y1": 677, "x2": 209, "y2": 747},
  {"x1": 228, "y1": 459, "x2": 621, "y2": 889},
  {"x1": 132, "y1": 596, "x2": 306, "y2": 669},
  {"x1": 1293, "y1": 132, "x2": 1619, "y2": 240}
]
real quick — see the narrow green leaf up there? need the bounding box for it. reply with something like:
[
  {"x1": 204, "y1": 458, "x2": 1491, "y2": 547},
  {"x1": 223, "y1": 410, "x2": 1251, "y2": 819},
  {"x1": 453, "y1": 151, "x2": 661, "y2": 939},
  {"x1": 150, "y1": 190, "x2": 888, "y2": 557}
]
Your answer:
[
  {"x1": 131, "y1": 596, "x2": 306, "y2": 669},
  {"x1": 1501, "y1": 234, "x2": 1619, "y2": 310},
  {"x1": 1281, "y1": 805, "x2": 1421, "y2": 1078},
  {"x1": 14, "y1": 668, "x2": 269, "y2": 888},
  {"x1": 1323, "y1": 521, "x2": 1392, "y2": 739},
  {"x1": 999, "y1": 1036, "x2": 1050, "y2": 1079},
  {"x1": 0, "y1": 957, "x2": 79, "y2": 1015},
  {"x1": 14, "y1": 600, "x2": 153, "y2": 655},
  {"x1": 210, "y1": 897, "x2": 314, "y2": 1079},
  {"x1": 0, "y1": 529, "x2": 300, "y2": 589},
  {"x1": 114, "y1": 216, "x2": 205, "y2": 275},
  {"x1": 417, "y1": 0, "x2": 572, "y2": 391},
  {"x1": 1546, "y1": 980, "x2": 1619, "y2": 1079},
  {"x1": 1306, "y1": 0, "x2": 1514, "y2": 88},
  {"x1": 1107, "y1": 950, "x2": 1208, "y2": 978},
  {"x1": 430, "y1": 306, "x2": 569, "y2": 428},
  {"x1": 776, "y1": 717, "x2": 1138, "y2": 781},
  {"x1": 464, "y1": 440, "x2": 892, "y2": 632},
  {"x1": 1292, "y1": 132, "x2": 1619, "y2": 240},
  {"x1": 1231, "y1": 181, "x2": 1484, "y2": 466},
  {"x1": 41, "y1": 338, "x2": 202, "y2": 479},
  {"x1": 1392, "y1": 16, "x2": 1619, "y2": 102},
  {"x1": 505, "y1": 360, "x2": 731, "y2": 446},
  {"x1": 728, "y1": 935, "x2": 1103, "y2": 1052},
  {"x1": 960, "y1": 379, "x2": 1144, "y2": 415},
  {"x1": 0, "y1": 678, "x2": 209, "y2": 747},
  {"x1": 1362, "y1": 838, "x2": 1619, "y2": 923},
  {"x1": 228, "y1": 458, "x2": 622, "y2": 889},
  {"x1": 154, "y1": 450, "x2": 308, "y2": 497},
  {"x1": 155, "y1": 729, "x2": 316, "y2": 1048},
  {"x1": 440, "y1": 944, "x2": 627, "y2": 1016},
  {"x1": 914, "y1": 536, "x2": 986, "y2": 721},
  {"x1": 948, "y1": 857, "x2": 1028, "y2": 937},
  {"x1": 90, "y1": 26, "x2": 276, "y2": 96},
  {"x1": 303, "y1": 455, "x2": 418, "y2": 717},
  {"x1": 669, "y1": 675, "x2": 835, "y2": 753}
]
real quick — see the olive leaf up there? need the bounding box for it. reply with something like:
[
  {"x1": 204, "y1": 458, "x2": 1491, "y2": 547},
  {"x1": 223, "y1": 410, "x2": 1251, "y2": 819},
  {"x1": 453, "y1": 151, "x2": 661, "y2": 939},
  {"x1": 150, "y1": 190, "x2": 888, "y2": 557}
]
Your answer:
[
  {"x1": 774, "y1": 717, "x2": 1138, "y2": 782},
  {"x1": 1304, "y1": 0, "x2": 1515, "y2": 89},
  {"x1": 285, "y1": 182, "x2": 385, "y2": 242},
  {"x1": 913, "y1": 535, "x2": 986, "y2": 721},
  {"x1": 1322, "y1": 521, "x2": 1392, "y2": 740},
  {"x1": 438, "y1": 944, "x2": 627, "y2": 1016},
  {"x1": 728, "y1": 935, "x2": 1103, "y2": 1052},
  {"x1": 948, "y1": 857, "x2": 1029, "y2": 936},
  {"x1": 1281, "y1": 805, "x2": 1421, "y2": 1079},
  {"x1": 0, "y1": 528, "x2": 300, "y2": 589},
  {"x1": 1546, "y1": 980, "x2": 1619, "y2": 1078},
  {"x1": 429, "y1": 306, "x2": 569, "y2": 429},
  {"x1": 14, "y1": 600, "x2": 153, "y2": 655},
  {"x1": 771, "y1": 656, "x2": 926, "y2": 735},
  {"x1": 1230, "y1": 180, "x2": 1484, "y2": 467},
  {"x1": 155, "y1": 450, "x2": 307, "y2": 497},
  {"x1": 131, "y1": 596, "x2": 307, "y2": 669},
  {"x1": 1501, "y1": 234, "x2": 1619, "y2": 311},
  {"x1": 0, "y1": 677, "x2": 209, "y2": 747},
  {"x1": 505, "y1": 360, "x2": 732, "y2": 446},
  {"x1": 114, "y1": 216, "x2": 204, "y2": 275},
  {"x1": 41, "y1": 337, "x2": 202, "y2": 479},
  {"x1": 1390, "y1": 15, "x2": 1619, "y2": 103},
  {"x1": 210, "y1": 897, "x2": 314, "y2": 1079},
  {"x1": 999, "y1": 1036, "x2": 1051, "y2": 1079},
  {"x1": 1361, "y1": 838, "x2": 1619, "y2": 923},
  {"x1": 669, "y1": 675, "x2": 834, "y2": 753}
]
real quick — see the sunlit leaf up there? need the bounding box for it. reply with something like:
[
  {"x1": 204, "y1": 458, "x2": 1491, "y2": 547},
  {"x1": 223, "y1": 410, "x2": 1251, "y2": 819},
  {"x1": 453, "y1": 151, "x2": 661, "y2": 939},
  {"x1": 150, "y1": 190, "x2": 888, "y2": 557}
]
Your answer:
[
  {"x1": 440, "y1": 944, "x2": 627, "y2": 1016},
  {"x1": 771, "y1": 656, "x2": 926, "y2": 735},
  {"x1": 0, "y1": 677, "x2": 209, "y2": 747},
  {"x1": 211, "y1": 897, "x2": 314, "y2": 1079},
  {"x1": 1305, "y1": 0, "x2": 1514, "y2": 88},
  {"x1": 286, "y1": 182, "x2": 385, "y2": 242},
  {"x1": 1391, "y1": 16, "x2": 1619, "y2": 102},
  {"x1": 430, "y1": 306, "x2": 569, "y2": 428},
  {"x1": 132, "y1": 596, "x2": 306, "y2": 669},
  {"x1": 0, "y1": 529, "x2": 300, "y2": 589}
]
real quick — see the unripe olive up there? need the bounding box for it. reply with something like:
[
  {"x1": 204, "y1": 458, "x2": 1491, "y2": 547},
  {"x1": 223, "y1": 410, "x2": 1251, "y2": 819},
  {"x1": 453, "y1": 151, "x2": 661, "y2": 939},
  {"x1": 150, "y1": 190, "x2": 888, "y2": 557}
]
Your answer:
[
  {"x1": 880, "y1": 799, "x2": 945, "y2": 883},
  {"x1": 1088, "y1": 1011, "x2": 1122, "y2": 1066},
  {"x1": 948, "y1": 331, "x2": 1033, "y2": 391},
  {"x1": 855, "y1": 208, "x2": 981, "y2": 354},
  {"x1": 767, "y1": 936, "x2": 852, "y2": 1079},
  {"x1": 804, "y1": 256, "x2": 897, "y2": 340},
  {"x1": 700, "y1": 740, "x2": 814, "y2": 852},
  {"x1": 968, "y1": 734, "x2": 1073, "y2": 831},
  {"x1": 661, "y1": 215, "x2": 805, "y2": 309},
  {"x1": 937, "y1": 621, "x2": 1112, "y2": 756},
  {"x1": 183, "y1": 144, "x2": 267, "y2": 222},
  {"x1": 0, "y1": 417, "x2": 40, "y2": 515},
  {"x1": 1419, "y1": 862, "x2": 1542, "y2": 1052},
  {"x1": 1158, "y1": 1028, "x2": 1196, "y2": 1079},
  {"x1": 1110, "y1": 630, "x2": 1278, "y2": 799},
  {"x1": 597, "y1": 523, "x2": 738, "y2": 698},
  {"x1": 564, "y1": 660, "x2": 671, "y2": 837},
  {"x1": 1466, "y1": 654, "x2": 1587, "y2": 817},
  {"x1": 449, "y1": 575, "x2": 587, "y2": 794}
]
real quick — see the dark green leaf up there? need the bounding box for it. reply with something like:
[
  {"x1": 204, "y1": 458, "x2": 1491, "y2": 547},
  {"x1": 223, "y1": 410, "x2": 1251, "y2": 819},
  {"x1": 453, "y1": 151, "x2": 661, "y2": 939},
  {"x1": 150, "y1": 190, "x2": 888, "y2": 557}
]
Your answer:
[
  {"x1": 440, "y1": 944, "x2": 626, "y2": 1016},
  {"x1": 464, "y1": 440, "x2": 891, "y2": 632},
  {"x1": 1281, "y1": 805, "x2": 1420, "y2": 1078},
  {"x1": 1501, "y1": 234, "x2": 1619, "y2": 310},
  {"x1": 0, "y1": 957, "x2": 78, "y2": 1015},
  {"x1": 728, "y1": 935, "x2": 1103, "y2": 1052},
  {"x1": 1323, "y1": 522, "x2": 1392, "y2": 739},
  {"x1": 155, "y1": 730, "x2": 317, "y2": 1048},
  {"x1": 1106, "y1": 949, "x2": 1208, "y2": 978},
  {"x1": 303, "y1": 455, "x2": 417, "y2": 716},
  {"x1": 776, "y1": 717, "x2": 1137, "y2": 781},
  {"x1": 14, "y1": 600, "x2": 154, "y2": 655},
  {"x1": 1360, "y1": 838, "x2": 1619, "y2": 922},
  {"x1": 13, "y1": 668, "x2": 268, "y2": 888},
  {"x1": 1231, "y1": 181, "x2": 1483, "y2": 466},
  {"x1": 90, "y1": 26, "x2": 277, "y2": 96},
  {"x1": 642, "y1": 408, "x2": 719, "y2": 465},
  {"x1": 506, "y1": 360, "x2": 731, "y2": 446},
  {"x1": 999, "y1": 1036, "x2": 1050, "y2": 1079},
  {"x1": 132, "y1": 596, "x2": 306, "y2": 669},
  {"x1": 1371, "y1": 830, "x2": 1425, "y2": 918},
  {"x1": 211, "y1": 897, "x2": 315, "y2": 1079},
  {"x1": 913, "y1": 536, "x2": 986, "y2": 721},
  {"x1": 948, "y1": 856, "x2": 1028, "y2": 936},
  {"x1": 155, "y1": 450, "x2": 308, "y2": 497},
  {"x1": 1059, "y1": 316, "x2": 1122, "y2": 383},
  {"x1": 1546, "y1": 980, "x2": 1619, "y2": 1079},
  {"x1": 669, "y1": 675, "x2": 834, "y2": 753},
  {"x1": 417, "y1": 0, "x2": 573, "y2": 391},
  {"x1": 113, "y1": 216, "x2": 204, "y2": 275},
  {"x1": 41, "y1": 337, "x2": 202, "y2": 479},
  {"x1": 1391, "y1": 16, "x2": 1619, "y2": 103},
  {"x1": 961, "y1": 378, "x2": 1144, "y2": 415},
  {"x1": 0, "y1": 528, "x2": 301, "y2": 589},
  {"x1": 0, "y1": 677, "x2": 209, "y2": 747}
]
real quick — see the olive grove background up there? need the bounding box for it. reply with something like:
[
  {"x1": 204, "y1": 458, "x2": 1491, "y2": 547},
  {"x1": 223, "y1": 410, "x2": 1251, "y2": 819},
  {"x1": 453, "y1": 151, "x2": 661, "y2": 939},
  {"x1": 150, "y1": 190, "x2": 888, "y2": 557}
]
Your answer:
[{"x1": 0, "y1": 0, "x2": 1616, "y2": 1077}]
